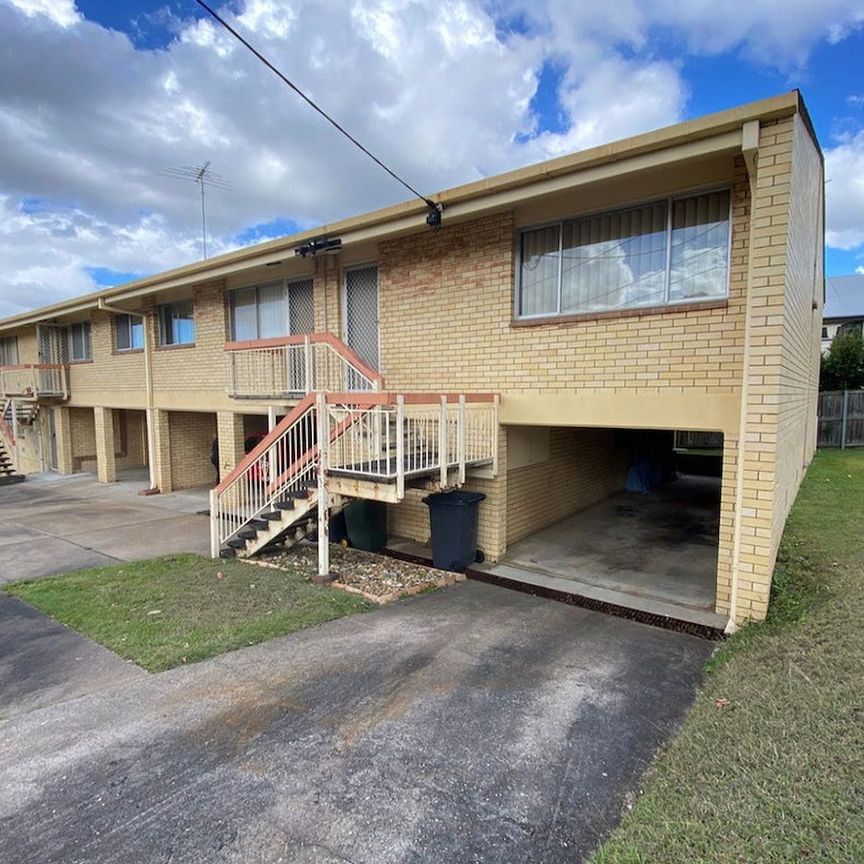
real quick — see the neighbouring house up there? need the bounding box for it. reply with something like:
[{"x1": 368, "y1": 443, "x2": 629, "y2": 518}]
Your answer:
[
  {"x1": 822, "y1": 274, "x2": 864, "y2": 352},
  {"x1": 0, "y1": 91, "x2": 823, "y2": 631}
]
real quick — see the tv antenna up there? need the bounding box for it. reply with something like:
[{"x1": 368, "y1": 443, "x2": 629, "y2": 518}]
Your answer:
[{"x1": 158, "y1": 162, "x2": 231, "y2": 259}]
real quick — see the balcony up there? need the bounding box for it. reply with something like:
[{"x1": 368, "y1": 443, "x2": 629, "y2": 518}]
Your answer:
[
  {"x1": 226, "y1": 333, "x2": 382, "y2": 400},
  {"x1": 0, "y1": 364, "x2": 68, "y2": 401}
]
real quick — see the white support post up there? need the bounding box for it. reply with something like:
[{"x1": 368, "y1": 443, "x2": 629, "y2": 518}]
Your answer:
[
  {"x1": 316, "y1": 392, "x2": 330, "y2": 580},
  {"x1": 304, "y1": 335, "x2": 313, "y2": 393},
  {"x1": 209, "y1": 488, "x2": 219, "y2": 559},
  {"x1": 396, "y1": 395, "x2": 405, "y2": 500},
  {"x1": 457, "y1": 395, "x2": 466, "y2": 487},
  {"x1": 228, "y1": 354, "x2": 236, "y2": 396},
  {"x1": 439, "y1": 395, "x2": 448, "y2": 488},
  {"x1": 491, "y1": 394, "x2": 500, "y2": 476}
]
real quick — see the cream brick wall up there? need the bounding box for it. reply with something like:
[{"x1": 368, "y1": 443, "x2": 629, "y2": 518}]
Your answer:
[
  {"x1": 149, "y1": 282, "x2": 230, "y2": 395},
  {"x1": 67, "y1": 310, "x2": 146, "y2": 402},
  {"x1": 506, "y1": 427, "x2": 628, "y2": 545},
  {"x1": 70, "y1": 406, "x2": 97, "y2": 472},
  {"x1": 168, "y1": 411, "x2": 217, "y2": 490},
  {"x1": 728, "y1": 116, "x2": 823, "y2": 623}
]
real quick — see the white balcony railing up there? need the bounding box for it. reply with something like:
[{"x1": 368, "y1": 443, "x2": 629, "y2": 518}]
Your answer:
[
  {"x1": 226, "y1": 333, "x2": 381, "y2": 399},
  {"x1": 0, "y1": 365, "x2": 68, "y2": 400}
]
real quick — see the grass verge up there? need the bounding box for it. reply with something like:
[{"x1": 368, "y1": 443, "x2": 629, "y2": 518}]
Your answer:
[
  {"x1": 5, "y1": 553, "x2": 373, "y2": 672},
  {"x1": 591, "y1": 449, "x2": 864, "y2": 863}
]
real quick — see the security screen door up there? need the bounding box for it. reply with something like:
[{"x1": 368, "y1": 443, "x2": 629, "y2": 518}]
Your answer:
[{"x1": 343, "y1": 266, "x2": 379, "y2": 373}]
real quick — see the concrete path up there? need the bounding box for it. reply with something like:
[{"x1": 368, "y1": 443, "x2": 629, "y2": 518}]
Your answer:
[
  {"x1": 0, "y1": 594, "x2": 146, "y2": 720},
  {"x1": 0, "y1": 472, "x2": 210, "y2": 583},
  {"x1": 0, "y1": 581, "x2": 714, "y2": 864}
]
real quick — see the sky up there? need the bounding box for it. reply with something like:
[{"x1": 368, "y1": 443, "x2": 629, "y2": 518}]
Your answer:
[{"x1": 1, "y1": 0, "x2": 863, "y2": 317}]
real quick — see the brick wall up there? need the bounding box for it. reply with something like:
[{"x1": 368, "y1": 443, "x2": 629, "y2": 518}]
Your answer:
[
  {"x1": 70, "y1": 407, "x2": 97, "y2": 471},
  {"x1": 506, "y1": 427, "x2": 628, "y2": 545},
  {"x1": 149, "y1": 282, "x2": 229, "y2": 394},
  {"x1": 375, "y1": 199, "x2": 748, "y2": 396},
  {"x1": 729, "y1": 116, "x2": 823, "y2": 622},
  {"x1": 168, "y1": 411, "x2": 217, "y2": 490}
]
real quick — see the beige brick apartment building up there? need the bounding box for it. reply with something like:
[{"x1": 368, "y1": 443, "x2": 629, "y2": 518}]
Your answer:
[{"x1": 0, "y1": 92, "x2": 823, "y2": 630}]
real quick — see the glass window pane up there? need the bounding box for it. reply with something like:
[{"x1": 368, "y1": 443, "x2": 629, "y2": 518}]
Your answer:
[
  {"x1": 131, "y1": 317, "x2": 144, "y2": 350},
  {"x1": 561, "y1": 202, "x2": 668, "y2": 314},
  {"x1": 257, "y1": 282, "x2": 286, "y2": 339},
  {"x1": 669, "y1": 190, "x2": 730, "y2": 301},
  {"x1": 519, "y1": 225, "x2": 560, "y2": 316},
  {"x1": 116, "y1": 316, "x2": 131, "y2": 350},
  {"x1": 231, "y1": 288, "x2": 257, "y2": 341},
  {"x1": 71, "y1": 324, "x2": 84, "y2": 359},
  {"x1": 175, "y1": 300, "x2": 195, "y2": 344}
]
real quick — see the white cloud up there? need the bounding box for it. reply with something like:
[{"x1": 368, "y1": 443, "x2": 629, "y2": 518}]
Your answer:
[
  {"x1": 825, "y1": 130, "x2": 864, "y2": 250},
  {"x1": 0, "y1": 0, "x2": 863, "y2": 315},
  {"x1": 3, "y1": 0, "x2": 79, "y2": 28}
]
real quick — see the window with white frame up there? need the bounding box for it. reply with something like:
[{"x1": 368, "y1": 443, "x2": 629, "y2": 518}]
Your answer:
[
  {"x1": 69, "y1": 321, "x2": 92, "y2": 361},
  {"x1": 517, "y1": 189, "x2": 731, "y2": 318},
  {"x1": 229, "y1": 279, "x2": 314, "y2": 341},
  {"x1": 0, "y1": 335, "x2": 18, "y2": 365},
  {"x1": 114, "y1": 313, "x2": 144, "y2": 351},
  {"x1": 157, "y1": 299, "x2": 195, "y2": 346}
]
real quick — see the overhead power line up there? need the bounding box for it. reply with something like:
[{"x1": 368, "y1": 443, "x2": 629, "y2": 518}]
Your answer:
[{"x1": 192, "y1": 0, "x2": 443, "y2": 228}]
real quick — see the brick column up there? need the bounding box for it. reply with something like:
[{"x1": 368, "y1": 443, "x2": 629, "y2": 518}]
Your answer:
[
  {"x1": 216, "y1": 411, "x2": 245, "y2": 480},
  {"x1": 93, "y1": 406, "x2": 116, "y2": 484},
  {"x1": 151, "y1": 409, "x2": 172, "y2": 492},
  {"x1": 53, "y1": 407, "x2": 74, "y2": 474}
]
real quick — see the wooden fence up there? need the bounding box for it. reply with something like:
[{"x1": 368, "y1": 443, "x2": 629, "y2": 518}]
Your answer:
[{"x1": 818, "y1": 390, "x2": 864, "y2": 448}]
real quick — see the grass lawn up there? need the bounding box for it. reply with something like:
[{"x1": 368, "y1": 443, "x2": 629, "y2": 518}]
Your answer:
[
  {"x1": 592, "y1": 449, "x2": 864, "y2": 864},
  {"x1": 5, "y1": 553, "x2": 373, "y2": 672}
]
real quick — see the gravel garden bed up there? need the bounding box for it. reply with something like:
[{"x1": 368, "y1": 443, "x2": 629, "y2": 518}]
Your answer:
[{"x1": 253, "y1": 542, "x2": 464, "y2": 603}]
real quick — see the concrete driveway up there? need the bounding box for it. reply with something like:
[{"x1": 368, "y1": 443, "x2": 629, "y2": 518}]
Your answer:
[
  {"x1": 0, "y1": 580, "x2": 714, "y2": 864},
  {"x1": 0, "y1": 472, "x2": 210, "y2": 583}
]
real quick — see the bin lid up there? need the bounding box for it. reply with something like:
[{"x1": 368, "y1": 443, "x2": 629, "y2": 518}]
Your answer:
[{"x1": 423, "y1": 491, "x2": 486, "y2": 507}]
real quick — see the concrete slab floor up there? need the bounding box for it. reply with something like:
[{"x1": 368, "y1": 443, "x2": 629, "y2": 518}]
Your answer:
[
  {"x1": 0, "y1": 472, "x2": 211, "y2": 583},
  {"x1": 0, "y1": 581, "x2": 715, "y2": 864},
  {"x1": 486, "y1": 475, "x2": 723, "y2": 627}
]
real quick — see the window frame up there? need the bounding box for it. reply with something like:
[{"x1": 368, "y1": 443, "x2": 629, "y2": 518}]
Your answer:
[
  {"x1": 68, "y1": 321, "x2": 92, "y2": 362},
  {"x1": 157, "y1": 299, "x2": 196, "y2": 347},
  {"x1": 228, "y1": 277, "x2": 314, "y2": 342},
  {"x1": 0, "y1": 335, "x2": 19, "y2": 366},
  {"x1": 114, "y1": 313, "x2": 145, "y2": 352},
  {"x1": 515, "y1": 185, "x2": 733, "y2": 321}
]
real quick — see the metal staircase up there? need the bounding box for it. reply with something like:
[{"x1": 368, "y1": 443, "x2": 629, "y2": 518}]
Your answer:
[
  {"x1": 0, "y1": 412, "x2": 23, "y2": 485},
  {"x1": 210, "y1": 390, "x2": 498, "y2": 576}
]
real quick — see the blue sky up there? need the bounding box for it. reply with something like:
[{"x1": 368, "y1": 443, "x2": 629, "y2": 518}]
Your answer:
[{"x1": 0, "y1": 0, "x2": 863, "y2": 313}]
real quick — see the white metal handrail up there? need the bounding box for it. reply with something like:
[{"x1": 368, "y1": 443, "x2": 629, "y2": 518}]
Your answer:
[
  {"x1": 210, "y1": 395, "x2": 318, "y2": 554},
  {"x1": 326, "y1": 396, "x2": 498, "y2": 487},
  {"x1": 226, "y1": 334, "x2": 381, "y2": 398},
  {"x1": 0, "y1": 364, "x2": 68, "y2": 400},
  {"x1": 209, "y1": 391, "x2": 498, "y2": 562}
]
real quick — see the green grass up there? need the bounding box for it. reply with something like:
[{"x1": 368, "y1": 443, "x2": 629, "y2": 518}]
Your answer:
[
  {"x1": 592, "y1": 449, "x2": 864, "y2": 864},
  {"x1": 5, "y1": 554, "x2": 373, "y2": 672}
]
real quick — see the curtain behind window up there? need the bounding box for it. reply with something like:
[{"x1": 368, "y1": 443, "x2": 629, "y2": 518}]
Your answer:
[
  {"x1": 519, "y1": 225, "x2": 560, "y2": 316},
  {"x1": 669, "y1": 190, "x2": 731, "y2": 301},
  {"x1": 562, "y1": 202, "x2": 668, "y2": 313}
]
